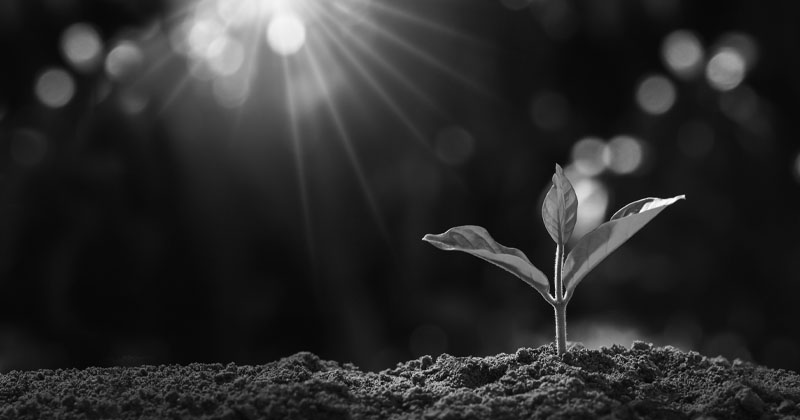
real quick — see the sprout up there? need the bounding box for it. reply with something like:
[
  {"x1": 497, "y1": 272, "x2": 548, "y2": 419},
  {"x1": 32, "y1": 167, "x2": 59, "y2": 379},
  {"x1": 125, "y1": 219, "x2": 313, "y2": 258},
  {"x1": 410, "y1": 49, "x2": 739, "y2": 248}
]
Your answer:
[{"x1": 423, "y1": 164, "x2": 685, "y2": 355}]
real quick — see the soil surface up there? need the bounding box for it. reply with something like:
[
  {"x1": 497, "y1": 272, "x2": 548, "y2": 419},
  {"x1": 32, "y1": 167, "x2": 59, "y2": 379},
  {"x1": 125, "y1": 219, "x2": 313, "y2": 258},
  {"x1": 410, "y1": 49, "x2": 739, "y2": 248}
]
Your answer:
[{"x1": 1, "y1": 342, "x2": 799, "y2": 419}]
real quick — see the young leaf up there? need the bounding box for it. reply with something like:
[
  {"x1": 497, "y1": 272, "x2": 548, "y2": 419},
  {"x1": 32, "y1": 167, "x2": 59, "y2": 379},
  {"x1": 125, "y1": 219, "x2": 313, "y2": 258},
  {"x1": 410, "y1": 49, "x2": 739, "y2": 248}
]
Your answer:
[
  {"x1": 422, "y1": 226, "x2": 551, "y2": 299},
  {"x1": 542, "y1": 164, "x2": 578, "y2": 246},
  {"x1": 562, "y1": 195, "x2": 685, "y2": 297}
]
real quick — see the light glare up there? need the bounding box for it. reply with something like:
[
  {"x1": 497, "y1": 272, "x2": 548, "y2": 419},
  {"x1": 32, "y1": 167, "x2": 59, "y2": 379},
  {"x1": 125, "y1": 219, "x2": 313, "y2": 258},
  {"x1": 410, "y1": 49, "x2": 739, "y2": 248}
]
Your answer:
[{"x1": 267, "y1": 13, "x2": 307, "y2": 56}]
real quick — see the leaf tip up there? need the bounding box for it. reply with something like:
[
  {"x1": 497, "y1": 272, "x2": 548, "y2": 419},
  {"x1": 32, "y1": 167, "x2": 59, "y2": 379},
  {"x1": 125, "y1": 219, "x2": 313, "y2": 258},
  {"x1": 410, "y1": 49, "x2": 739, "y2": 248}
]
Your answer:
[{"x1": 554, "y1": 163, "x2": 564, "y2": 174}]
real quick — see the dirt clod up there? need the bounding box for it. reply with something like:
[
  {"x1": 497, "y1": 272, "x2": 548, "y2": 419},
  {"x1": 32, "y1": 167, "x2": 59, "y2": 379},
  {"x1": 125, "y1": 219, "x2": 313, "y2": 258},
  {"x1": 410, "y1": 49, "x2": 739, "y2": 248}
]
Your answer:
[{"x1": 0, "y1": 343, "x2": 798, "y2": 419}]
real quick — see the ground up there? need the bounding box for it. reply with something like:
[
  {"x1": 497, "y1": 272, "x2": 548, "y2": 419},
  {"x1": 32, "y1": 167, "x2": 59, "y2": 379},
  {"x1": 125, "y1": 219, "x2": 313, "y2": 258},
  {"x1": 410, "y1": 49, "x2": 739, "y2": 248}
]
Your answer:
[{"x1": 0, "y1": 342, "x2": 799, "y2": 419}]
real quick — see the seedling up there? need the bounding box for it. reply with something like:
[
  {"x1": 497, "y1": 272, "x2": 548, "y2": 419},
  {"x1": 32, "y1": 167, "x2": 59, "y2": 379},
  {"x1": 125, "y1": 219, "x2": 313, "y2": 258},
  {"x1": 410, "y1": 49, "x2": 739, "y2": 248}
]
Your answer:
[{"x1": 423, "y1": 164, "x2": 684, "y2": 355}]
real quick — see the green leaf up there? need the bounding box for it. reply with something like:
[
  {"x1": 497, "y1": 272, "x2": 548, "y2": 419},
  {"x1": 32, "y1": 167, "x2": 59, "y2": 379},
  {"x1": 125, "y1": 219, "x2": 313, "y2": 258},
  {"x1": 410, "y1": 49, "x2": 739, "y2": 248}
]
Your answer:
[
  {"x1": 422, "y1": 225, "x2": 551, "y2": 299},
  {"x1": 542, "y1": 164, "x2": 578, "y2": 245},
  {"x1": 562, "y1": 195, "x2": 685, "y2": 297}
]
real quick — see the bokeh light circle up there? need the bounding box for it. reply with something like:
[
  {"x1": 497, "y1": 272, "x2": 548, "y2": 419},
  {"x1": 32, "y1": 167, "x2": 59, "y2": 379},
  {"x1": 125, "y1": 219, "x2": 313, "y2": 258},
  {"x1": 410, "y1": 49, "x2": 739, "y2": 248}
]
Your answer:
[
  {"x1": 34, "y1": 67, "x2": 76, "y2": 108},
  {"x1": 706, "y1": 48, "x2": 746, "y2": 91},
  {"x1": 61, "y1": 23, "x2": 103, "y2": 73},
  {"x1": 207, "y1": 37, "x2": 245, "y2": 76},
  {"x1": 718, "y1": 32, "x2": 758, "y2": 70},
  {"x1": 661, "y1": 30, "x2": 703, "y2": 79},
  {"x1": 570, "y1": 176, "x2": 609, "y2": 241},
  {"x1": 213, "y1": 76, "x2": 251, "y2": 108},
  {"x1": 603, "y1": 135, "x2": 644, "y2": 175},
  {"x1": 105, "y1": 41, "x2": 144, "y2": 81},
  {"x1": 217, "y1": 0, "x2": 260, "y2": 27},
  {"x1": 267, "y1": 14, "x2": 307, "y2": 56},
  {"x1": 571, "y1": 137, "x2": 606, "y2": 176},
  {"x1": 636, "y1": 74, "x2": 676, "y2": 115}
]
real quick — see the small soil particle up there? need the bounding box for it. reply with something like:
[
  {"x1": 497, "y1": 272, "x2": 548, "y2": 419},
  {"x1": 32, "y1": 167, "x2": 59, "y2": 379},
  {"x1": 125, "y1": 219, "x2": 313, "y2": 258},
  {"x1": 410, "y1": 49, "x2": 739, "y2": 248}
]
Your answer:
[{"x1": 0, "y1": 343, "x2": 798, "y2": 419}]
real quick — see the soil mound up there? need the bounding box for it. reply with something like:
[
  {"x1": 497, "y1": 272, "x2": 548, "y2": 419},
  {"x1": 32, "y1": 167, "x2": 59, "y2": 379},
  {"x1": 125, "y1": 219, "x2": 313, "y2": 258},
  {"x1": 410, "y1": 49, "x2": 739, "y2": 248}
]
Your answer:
[{"x1": 1, "y1": 342, "x2": 798, "y2": 419}]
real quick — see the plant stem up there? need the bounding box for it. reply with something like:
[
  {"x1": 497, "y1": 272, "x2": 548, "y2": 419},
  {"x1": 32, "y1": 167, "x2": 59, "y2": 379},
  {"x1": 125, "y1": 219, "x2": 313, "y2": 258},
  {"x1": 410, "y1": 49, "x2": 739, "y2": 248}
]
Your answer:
[
  {"x1": 553, "y1": 243, "x2": 567, "y2": 355},
  {"x1": 554, "y1": 244, "x2": 564, "y2": 301},
  {"x1": 554, "y1": 302, "x2": 567, "y2": 355}
]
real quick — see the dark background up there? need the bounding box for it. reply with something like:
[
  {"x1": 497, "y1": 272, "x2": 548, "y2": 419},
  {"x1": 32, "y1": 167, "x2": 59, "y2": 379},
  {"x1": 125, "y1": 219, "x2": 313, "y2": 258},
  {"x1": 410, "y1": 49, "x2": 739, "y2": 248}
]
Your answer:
[{"x1": 1, "y1": 0, "x2": 799, "y2": 373}]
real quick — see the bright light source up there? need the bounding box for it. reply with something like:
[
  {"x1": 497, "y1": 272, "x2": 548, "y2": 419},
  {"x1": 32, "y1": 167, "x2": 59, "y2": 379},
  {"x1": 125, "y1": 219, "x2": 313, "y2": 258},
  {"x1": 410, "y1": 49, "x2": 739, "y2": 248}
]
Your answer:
[
  {"x1": 267, "y1": 13, "x2": 307, "y2": 56},
  {"x1": 35, "y1": 68, "x2": 76, "y2": 108},
  {"x1": 636, "y1": 74, "x2": 676, "y2": 115},
  {"x1": 105, "y1": 41, "x2": 144, "y2": 81},
  {"x1": 571, "y1": 137, "x2": 606, "y2": 176},
  {"x1": 61, "y1": 23, "x2": 103, "y2": 73},
  {"x1": 604, "y1": 135, "x2": 644, "y2": 175},
  {"x1": 706, "y1": 48, "x2": 746, "y2": 91},
  {"x1": 661, "y1": 30, "x2": 703, "y2": 79}
]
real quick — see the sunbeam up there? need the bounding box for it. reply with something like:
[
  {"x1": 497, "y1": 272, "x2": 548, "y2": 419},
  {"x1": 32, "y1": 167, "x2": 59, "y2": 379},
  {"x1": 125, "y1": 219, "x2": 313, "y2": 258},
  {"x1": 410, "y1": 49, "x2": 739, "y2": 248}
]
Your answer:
[
  {"x1": 308, "y1": 1, "x2": 446, "y2": 119},
  {"x1": 334, "y1": 3, "x2": 497, "y2": 101},
  {"x1": 367, "y1": 0, "x2": 494, "y2": 50},
  {"x1": 311, "y1": 6, "x2": 434, "y2": 156},
  {"x1": 302, "y1": 36, "x2": 393, "y2": 246},
  {"x1": 282, "y1": 56, "x2": 317, "y2": 270},
  {"x1": 119, "y1": 0, "x2": 499, "y2": 261}
]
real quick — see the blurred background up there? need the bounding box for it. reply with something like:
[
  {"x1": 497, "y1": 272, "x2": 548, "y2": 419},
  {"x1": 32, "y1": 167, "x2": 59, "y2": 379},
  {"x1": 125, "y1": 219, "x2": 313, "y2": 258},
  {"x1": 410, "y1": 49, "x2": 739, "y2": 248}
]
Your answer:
[{"x1": 1, "y1": 0, "x2": 799, "y2": 373}]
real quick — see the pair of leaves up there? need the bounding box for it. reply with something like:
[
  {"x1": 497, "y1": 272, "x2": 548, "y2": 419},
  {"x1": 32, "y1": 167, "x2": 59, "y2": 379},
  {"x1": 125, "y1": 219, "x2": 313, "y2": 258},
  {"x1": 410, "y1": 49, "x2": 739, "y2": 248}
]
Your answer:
[{"x1": 422, "y1": 164, "x2": 684, "y2": 302}]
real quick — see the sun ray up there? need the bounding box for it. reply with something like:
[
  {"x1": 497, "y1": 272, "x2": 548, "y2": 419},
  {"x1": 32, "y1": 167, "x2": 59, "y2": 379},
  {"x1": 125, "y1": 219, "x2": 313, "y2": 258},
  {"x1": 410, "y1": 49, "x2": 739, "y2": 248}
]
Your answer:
[
  {"x1": 302, "y1": 36, "x2": 392, "y2": 247},
  {"x1": 335, "y1": 4, "x2": 497, "y2": 101},
  {"x1": 224, "y1": 14, "x2": 265, "y2": 139},
  {"x1": 157, "y1": 69, "x2": 197, "y2": 115},
  {"x1": 282, "y1": 56, "x2": 317, "y2": 271},
  {"x1": 318, "y1": 11, "x2": 446, "y2": 118},
  {"x1": 312, "y1": 10, "x2": 436, "y2": 157},
  {"x1": 364, "y1": 0, "x2": 495, "y2": 50}
]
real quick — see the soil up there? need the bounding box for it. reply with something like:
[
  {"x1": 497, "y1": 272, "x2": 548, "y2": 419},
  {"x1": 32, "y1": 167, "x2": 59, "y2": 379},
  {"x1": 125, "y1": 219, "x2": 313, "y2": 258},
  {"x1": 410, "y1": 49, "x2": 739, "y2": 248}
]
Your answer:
[{"x1": 1, "y1": 342, "x2": 799, "y2": 419}]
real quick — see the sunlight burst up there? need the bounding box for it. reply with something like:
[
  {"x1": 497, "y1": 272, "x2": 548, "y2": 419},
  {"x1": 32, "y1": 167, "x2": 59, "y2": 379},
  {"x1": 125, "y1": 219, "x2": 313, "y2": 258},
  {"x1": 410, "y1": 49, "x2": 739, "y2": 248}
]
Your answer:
[
  {"x1": 267, "y1": 13, "x2": 307, "y2": 55},
  {"x1": 152, "y1": 0, "x2": 491, "y2": 258}
]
